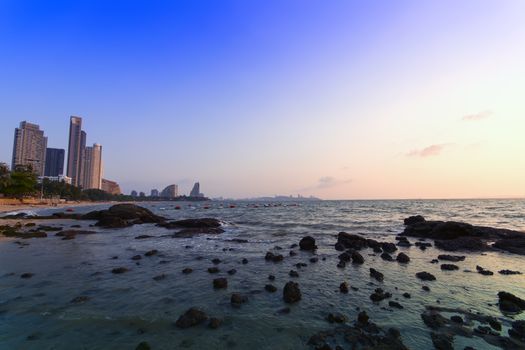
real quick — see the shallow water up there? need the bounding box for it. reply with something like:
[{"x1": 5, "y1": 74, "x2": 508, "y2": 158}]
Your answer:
[{"x1": 0, "y1": 199, "x2": 524, "y2": 349}]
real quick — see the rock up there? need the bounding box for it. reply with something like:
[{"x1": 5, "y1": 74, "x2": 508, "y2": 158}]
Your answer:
[
  {"x1": 241, "y1": 258, "x2": 248, "y2": 264},
  {"x1": 159, "y1": 218, "x2": 220, "y2": 229},
  {"x1": 402, "y1": 292, "x2": 411, "y2": 298},
  {"x1": 135, "y1": 235, "x2": 153, "y2": 239},
  {"x1": 20, "y1": 273, "x2": 34, "y2": 279},
  {"x1": 111, "y1": 267, "x2": 128, "y2": 274},
  {"x1": 175, "y1": 307, "x2": 208, "y2": 328},
  {"x1": 283, "y1": 281, "x2": 301, "y2": 303},
  {"x1": 396, "y1": 252, "x2": 410, "y2": 263},
  {"x1": 208, "y1": 267, "x2": 219, "y2": 273},
  {"x1": 309, "y1": 257, "x2": 319, "y2": 263},
  {"x1": 381, "y1": 242, "x2": 397, "y2": 253},
  {"x1": 357, "y1": 311, "x2": 369, "y2": 325},
  {"x1": 265, "y1": 284, "x2": 277, "y2": 293},
  {"x1": 227, "y1": 269, "x2": 237, "y2": 275},
  {"x1": 435, "y1": 237, "x2": 487, "y2": 252},
  {"x1": 476, "y1": 265, "x2": 494, "y2": 276},
  {"x1": 422, "y1": 286, "x2": 430, "y2": 292},
  {"x1": 404, "y1": 215, "x2": 425, "y2": 225},
  {"x1": 213, "y1": 278, "x2": 228, "y2": 289},
  {"x1": 182, "y1": 268, "x2": 193, "y2": 274},
  {"x1": 268, "y1": 274, "x2": 275, "y2": 281},
  {"x1": 299, "y1": 236, "x2": 317, "y2": 251},
  {"x1": 421, "y1": 310, "x2": 448, "y2": 329},
  {"x1": 337, "y1": 261, "x2": 346, "y2": 268},
  {"x1": 450, "y1": 315, "x2": 463, "y2": 324},
  {"x1": 437, "y1": 254, "x2": 465, "y2": 262},
  {"x1": 430, "y1": 332, "x2": 453, "y2": 350},
  {"x1": 211, "y1": 258, "x2": 221, "y2": 264},
  {"x1": 389, "y1": 301, "x2": 403, "y2": 309},
  {"x1": 208, "y1": 317, "x2": 222, "y2": 329},
  {"x1": 289, "y1": 250, "x2": 297, "y2": 256},
  {"x1": 493, "y1": 238, "x2": 525, "y2": 255},
  {"x1": 336, "y1": 232, "x2": 368, "y2": 250},
  {"x1": 441, "y1": 264, "x2": 459, "y2": 271},
  {"x1": 131, "y1": 255, "x2": 142, "y2": 261},
  {"x1": 498, "y1": 291, "x2": 525, "y2": 313},
  {"x1": 351, "y1": 251, "x2": 364, "y2": 264},
  {"x1": 173, "y1": 227, "x2": 225, "y2": 237},
  {"x1": 339, "y1": 282, "x2": 349, "y2": 294},
  {"x1": 380, "y1": 252, "x2": 394, "y2": 261},
  {"x1": 370, "y1": 288, "x2": 392, "y2": 302},
  {"x1": 153, "y1": 274, "x2": 166, "y2": 281},
  {"x1": 289, "y1": 270, "x2": 299, "y2": 278},
  {"x1": 230, "y1": 293, "x2": 248, "y2": 306},
  {"x1": 370, "y1": 268, "x2": 384, "y2": 282},
  {"x1": 326, "y1": 312, "x2": 347, "y2": 323},
  {"x1": 488, "y1": 317, "x2": 501, "y2": 331},
  {"x1": 415, "y1": 242, "x2": 432, "y2": 250},
  {"x1": 277, "y1": 307, "x2": 291, "y2": 315},
  {"x1": 416, "y1": 271, "x2": 436, "y2": 281},
  {"x1": 135, "y1": 342, "x2": 151, "y2": 350},
  {"x1": 338, "y1": 252, "x2": 351, "y2": 262},
  {"x1": 499, "y1": 269, "x2": 521, "y2": 275},
  {"x1": 265, "y1": 251, "x2": 284, "y2": 262},
  {"x1": 70, "y1": 296, "x2": 90, "y2": 303},
  {"x1": 509, "y1": 320, "x2": 525, "y2": 341},
  {"x1": 295, "y1": 262, "x2": 307, "y2": 268}
]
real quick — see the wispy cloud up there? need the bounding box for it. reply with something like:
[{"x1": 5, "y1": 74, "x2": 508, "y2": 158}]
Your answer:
[
  {"x1": 407, "y1": 144, "x2": 449, "y2": 157},
  {"x1": 462, "y1": 110, "x2": 492, "y2": 121},
  {"x1": 299, "y1": 176, "x2": 352, "y2": 192}
]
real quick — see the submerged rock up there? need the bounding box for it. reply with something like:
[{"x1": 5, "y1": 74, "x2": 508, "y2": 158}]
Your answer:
[
  {"x1": 326, "y1": 312, "x2": 347, "y2": 324},
  {"x1": 437, "y1": 254, "x2": 465, "y2": 262},
  {"x1": 498, "y1": 291, "x2": 525, "y2": 313},
  {"x1": 265, "y1": 284, "x2": 277, "y2": 293},
  {"x1": 351, "y1": 251, "x2": 364, "y2": 264},
  {"x1": 370, "y1": 288, "x2": 391, "y2": 302},
  {"x1": 230, "y1": 293, "x2": 248, "y2": 307},
  {"x1": 283, "y1": 281, "x2": 301, "y2": 303},
  {"x1": 339, "y1": 282, "x2": 349, "y2": 294},
  {"x1": 370, "y1": 268, "x2": 384, "y2": 282},
  {"x1": 20, "y1": 273, "x2": 34, "y2": 279},
  {"x1": 299, "y1": 236, "x2": 317, "y2": 251},
  {"x1": 111, "y1": 267, "x2": 129, "y2": 274},
  {"x1": 396, "y1": 252, "x2": 410, "y2": 263},
  {"x1": 380, "y1": 252, "x2": 394, "y2": 261},
  {"x1": 476, "y1": 265, "x2": 494, "y2": 276},
  {"x1": 440, "y1": 264, "x2": 459, "y2": 271},
  {"x1": 430, "y1": 332, "x2": 453, "y2": 350},
  {"x1": 499, "y1": 269, "x2": 522, "y2": 275},
  {"x1": 416, "y1": 271, "x2": 436, "y2": 281},
  {"x1": 213, "y1": 278, "x2": 228, "y2": 289},
  {"x1": 265, "y1": 251, "x2": 284, "y2": 262},
  {"x1": 70, "y1": 296, "x2": 90, "y2": 303},
  {"x1": 389, "y1": 301, "x2": 404, "y2": 309},
  {"x1": 182, "y1": 268, "x2": 193, "y2": 274},
  {"x1": 175, "y1": 307, "x2": 208, "y2": 328},
  {"x1": 208, "y1": 317, "x2": 222, "y2": 329}
]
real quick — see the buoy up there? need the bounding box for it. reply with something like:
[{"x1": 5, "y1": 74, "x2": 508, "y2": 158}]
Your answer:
[
  {"x1": 175, "y1": 206, "x2": 181, "y2": 210},
  {"x1": 66, "y1": 208, "x2": 74, "y2": 212},
  {"x1": 229, "y1": 205, "x2": 236, "y2": 208}
]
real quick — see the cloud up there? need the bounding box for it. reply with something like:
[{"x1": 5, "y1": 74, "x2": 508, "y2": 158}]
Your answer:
[
  {"x1": 462, "y1": 110, "x2": 492, "y2": 121},
  {"x1": 299, "y1": 176, "x2": 352, "y2": 192},
  {"x1": 407, "y1": 144, "x2": 449, "y2": 157}
]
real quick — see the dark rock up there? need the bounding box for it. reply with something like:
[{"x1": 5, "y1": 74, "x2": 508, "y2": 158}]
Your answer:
[
  {"x1": 509, "y1": 320, "x2": 525, "y2": 341},
  {"x1": 173, "y1": 227, "x2": 225, "y2": 237},
  {"x1": 290, "y1": 243, "x2": 298, "y2": 248},
  {"x1": 20, "y1": 273, "x2": 34, "y2": 279},
  {"x1": 430, "y1": 259, "x2": 439, "y2": 264},
  {"x1": 370, "y1": 268, "x2": 384, "y2": 282},
  {"x1": 441, "y1": 264, "x2": 459, "y2": 271},
  {"x1": 309, "y1": 257, "x2": 319, "y2": 263},
  {"x1": 351, "y1": 251, "x2": 364, "y2": 264},
  {"x1": 450, "y1": 315, "x2": 463, "y2": 324},
  {"x1": 337, "y1": 261, "x2": 346, "y2": 268},
  {"x1": 437, "y1": 254, "x2": 465, "y2": 262},
  {"x1": 370, "y1": 288, "x2": 392, "y2": 302},
  {"x1": 135, "y1": 341, "x2": 151, "y2": 350},
  {"x1": 422, "y1": 286, "x2": 431, "y2": 292},
  {"x1": 380, "y1": 252, "x2": 394, "y2": 261},
  {"x1": 435, "y1": 237, "x2": 487, "y2": 252},
  {"x1": 268, "y1": 274, "x2": 275, "y2": 281},
  {"x1": 499, "y1": 269, "x2": 521, "y2": 275},
  {"x1": 241, "y1": 258, "x2": 248, "y2": 264},
  {"x1": 416, "y1": 271, "x2": 436, "y2": 281},
  {"x1": 230, "y1": 293, "x2": 247, "y2": 306},
  {"x1": 265, "y1": 284, "x2": 277, "y2": 293},
  {"x1": 488, "y1": 317, "x2": 502, "y2": 331},
  {"x1": 389, "y1": 301, "x2": 403, "y2": 309},
  {"x1": 135, "y1": 235, "x2": 153, "y2": 239},
  {"x1": 295, "y1": 262, "x2": 307, "y2": 268},
  {"x1": 175, "y1": 307, "x2": 208, "y2": 328},
  {"x1": 430, "y1": 332, "x2": 453, "y2": 350},
  {"x1": 336, "y1": 232, "x2": 368, "y2": 250},
  {"x1": 357, "y1": 311, "x2": 369, "y2": 325},
  {"x1": 381, "y1": 242, "x2": 397, "y2": 253},
  {"x1": 208, "y1": 317, "x2": 222, "y2": 329},
  {"x1": 159, "y1": 218, "x2": 220, "y2": 229},
  {"x1": 289, "y1": 250, "x2": 297, "y2": 256},
  {"x1": 111, "y1": 267, "x2": 128, "y2": 274},
  {"x1": 289, "y1": 270, "x2": 299, "y2": 277},
  {"x1": 131, "y1": 255, "x2": 142, "y2": 261},
  {"x1": 299, "y1": 236, "x2": 317, "y2": 251},
  {"x1": 402, "y1": 292, "x2": 411, "y2": 298},
  {"x1": 339, "y1": 282, "x2": 349, "y2": 294},
  {"x1": 493, "y1": 238, "x2": 525, "y2": 255},
  {"x1": 208, "y1": 267, "x2": 219, "y2": 273},
  {"x1": 326, "y1": 312, "x2": 347, "y2": 323},
  {"x1": 213, "y1": 278, "x2": 228, "y2": 289},
  {"x1": 476, "y1": 265, "x2": 493, "y2": 276},
  {"x1": 404, "y1": 215, "x2": 425, "y2": 225},
  {"x1": 70, "y1": 296, "x2": 90, "y2": 303},
  {"x1": 211, "y1": 258, "x2": 221, "y2": 264},
  {"x1": 415, "y1": 241, "x2": 432, "y2": 250},
  {"x1": 95, "y1": 216, "x2": 132, "y2": 229},
  {"x1": 498, "y1": 291, "x2": 525, "y2": 313},
  {"x1": 396, "y1": 252, "x2": 410, "y2": 263},
  {"x1": 283, "y1": 281, "x2": 301, "y2": 303},
  {"x1": 182, "y1": 268, "x2": 193, "y2": 274},
  {"x1": 153, "y1": 274, "x2": 166, "y2": 281},
  {"x1": 265, "y1": 251, "x2": 284, "y2": 262},
  {"x1": 227, "y1": 269, "x2": 237, "y2": 275},
  {"x1": 276, "y1": 307, "x2": 291, "y2": 315},
  {"x1": 338, "y1": 252, "x2": 351, "y2": 262},
  {"x1": 421, "y1": 310, "x2": 448, "y2": 329}
]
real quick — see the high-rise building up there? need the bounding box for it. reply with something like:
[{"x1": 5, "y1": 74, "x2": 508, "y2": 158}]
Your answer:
[
  {"x1": 150, "y1": 189, "x2": 159, "y2": 197},
  {"x1": 101, "y1": 179, "x2": 121, "y2": 195},
  {"x1": 44, "y1": 148, "x2": 65, "y2": 176},
  {"x1": 66, "y1": 116, "x2": 85, "y2": 186},
  {"x1": 160, "y1": 184, "x2": 178, "y2": 198},
  {"x1": 131, "y1": 190, "x2": 138, "y2": 197},
  {"x1": 189, "y1": 182, "x2": 204, "y2": 197},
  {"x1": 82, "y1": 143, "x2": 102, "y2": 189},
  {"x1": 11, "y1": 121, "x2": 48, "y2": 176}
]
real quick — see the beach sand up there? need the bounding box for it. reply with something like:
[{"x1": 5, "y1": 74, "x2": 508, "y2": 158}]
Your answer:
[{"x1": 0, "y1": 201, "x2": 116, "y2": 214}]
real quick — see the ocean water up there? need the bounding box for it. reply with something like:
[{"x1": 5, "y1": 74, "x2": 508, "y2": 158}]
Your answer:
[{"x1": 0, "y1": 199, "x2": 524, "y2": 349}]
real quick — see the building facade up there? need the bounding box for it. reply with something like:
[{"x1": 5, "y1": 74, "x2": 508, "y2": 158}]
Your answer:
[
  {"x1": 101, "y1": 178, "x2": 121, "y2": 195},
  {"x1": 189, "y1": 182, "x2": 204, "y2": 197},
  {"x1": 150, "y1": 189, "x2": 159, "y2": 197},
  {"x1": 66, "y1": 116, "x2": 85, "y2": 186},
  {"x1": 44, "y1": 148, "x2": 65, "y2": 177},
  {"x1": 82, "y1": 144, "x2": 102, "y2": 189},
  {"x1": 11, "y1": 121, "x2": 48, "y2": 176},
  {"x1": 160, "y1": 184, "x2": 178, "y2": 198}
]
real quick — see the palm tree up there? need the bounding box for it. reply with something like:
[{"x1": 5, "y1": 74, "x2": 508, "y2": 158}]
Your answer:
[{"x1": 0, "y1": 162, "x2": 11, "y2": 192}]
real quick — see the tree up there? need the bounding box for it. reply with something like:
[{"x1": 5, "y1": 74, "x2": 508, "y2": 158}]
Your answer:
[
  {"x1": 0, "y1": 163, "x2": 10, "y2": 193},
  {"x1": 2, "y1": 165, "x2": 37, "y2": 198}
]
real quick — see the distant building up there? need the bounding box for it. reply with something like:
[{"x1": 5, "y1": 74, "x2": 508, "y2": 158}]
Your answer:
[
  {"x1": 39, "y1": 175, "x2": 72, "y2": 185},
  {"x1": 66, "y1": 116, "x2": 85, "y2": 187},
  {"x1": 139, "y1": 191, "x2": 145, "y2": 197},
  {"x1": 44, "y1": 148, "x2": 65, "y2": 177},
  {"x1": 189, "y1": 182, "x2": 204, "y2": 197},
  {"x1": 160, "y1": 184, "x2": 178, "y2": 198},
  {"x1": 11, "y1": 121, "x2": 48, "y2": 176},
  {"x1": 150, "y1": 189, "x2": 159, "y2": 197},
  {"x1": 131, "y1": 190, "x2": 138, "y2": 197},
  {"x1": 101, "y1": 179, "x2": 121, "y2": 195},
  {"x1": 82, "y1": 143, "x2": 103, "y2": 189}
]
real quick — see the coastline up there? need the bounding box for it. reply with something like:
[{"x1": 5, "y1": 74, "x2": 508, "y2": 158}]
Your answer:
[{"x1": 0, "y1": 200, "x2": 117, "y2": 214}]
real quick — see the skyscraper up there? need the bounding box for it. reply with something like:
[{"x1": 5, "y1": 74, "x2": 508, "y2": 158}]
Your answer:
[
  {"x1": 160, "y1": 184, "x2": 178, "y2": 198},
  {"x1": 82, "y1": 143, "x2": 102, "y2": 189},
  {"x1": 66, "y1": 116, "x2": 84, "y2": 186},
  {"x1": 44, "y1": 148, "x2": 65, "y2": 177},
  {"x1": 189, "y1": 182, "x2": 203, "y2": 197},
  {"x1": 11, "y1": 121, "x2": 48, "y2": 176},
  {"x1": 150, "y1": 189, "x2": 159, "y2": 197}
]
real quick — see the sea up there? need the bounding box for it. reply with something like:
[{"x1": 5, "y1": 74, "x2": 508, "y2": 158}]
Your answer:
[{"x1": 0, "y1": 199, "x2": 524, "y2": 349}]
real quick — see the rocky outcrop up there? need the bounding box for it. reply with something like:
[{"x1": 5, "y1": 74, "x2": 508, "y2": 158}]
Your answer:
[
  {"x1": 416, "y1": 271, "x2": 436, "y2": 281},
  {"x1": 498, "y1": 291, "x2": 525, "y2": 313},
  {"x1": 283, "y1": 281, "x2": 301, "y2": 303},
  {"x1": 175, "y1": 307, "x2": 208, "y2": 328},
  {"x1": 437, "y1": 254, "x2": 465, "y2": 262},
  {"x1": 370, "y1": 268, "x2": 384, "y2": 282},
  {"x1": 493, "y1": 238, "x2": 525, "y2": 255},
  {"x1": 299, "y1": 236, "x2": 317, "y2": 251},
  {"x1": 396, "y1": 252, "x2": 410, "y2": 263},
  {"x1": 83, "y1": 204, "x2": 165, "y2": 228}
]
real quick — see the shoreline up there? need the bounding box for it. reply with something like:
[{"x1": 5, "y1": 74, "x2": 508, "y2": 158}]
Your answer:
[{"x1": 0, "y1": 201, "x2": 117, "y2": 214}]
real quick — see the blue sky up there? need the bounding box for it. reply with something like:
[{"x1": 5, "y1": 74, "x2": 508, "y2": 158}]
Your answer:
[{"x1": 1, "y1": 1, "x2": 524, "y2": 198}]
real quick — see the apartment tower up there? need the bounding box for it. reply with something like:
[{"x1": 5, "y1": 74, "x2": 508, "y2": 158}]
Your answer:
[{"x1": 11, "y1": 121, "x2": 48, "y2": 176}]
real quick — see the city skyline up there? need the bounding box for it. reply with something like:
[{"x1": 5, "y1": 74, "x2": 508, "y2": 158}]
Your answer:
[{"x1": 1, "y1": 1, "x2": 524, "y2": 199}]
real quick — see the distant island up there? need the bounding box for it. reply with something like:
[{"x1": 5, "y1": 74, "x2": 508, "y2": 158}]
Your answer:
[{"x1": 218, "y1": 195, "x2": 322, "y2": 202}]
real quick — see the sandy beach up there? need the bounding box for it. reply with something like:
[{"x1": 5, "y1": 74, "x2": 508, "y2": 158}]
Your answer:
[{"x1": 0, "y1": 201, "x2": 117, "y2": 214}]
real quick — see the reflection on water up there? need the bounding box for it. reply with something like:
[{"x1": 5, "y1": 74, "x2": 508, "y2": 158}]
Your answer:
[{"x1": 0, "y1": 199, "x2": 524, "y2": 349}]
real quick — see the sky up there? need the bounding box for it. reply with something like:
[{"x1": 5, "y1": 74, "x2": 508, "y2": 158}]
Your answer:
[{"x1": 1, "y1": 0, "x2": 524, "y2": 199}]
